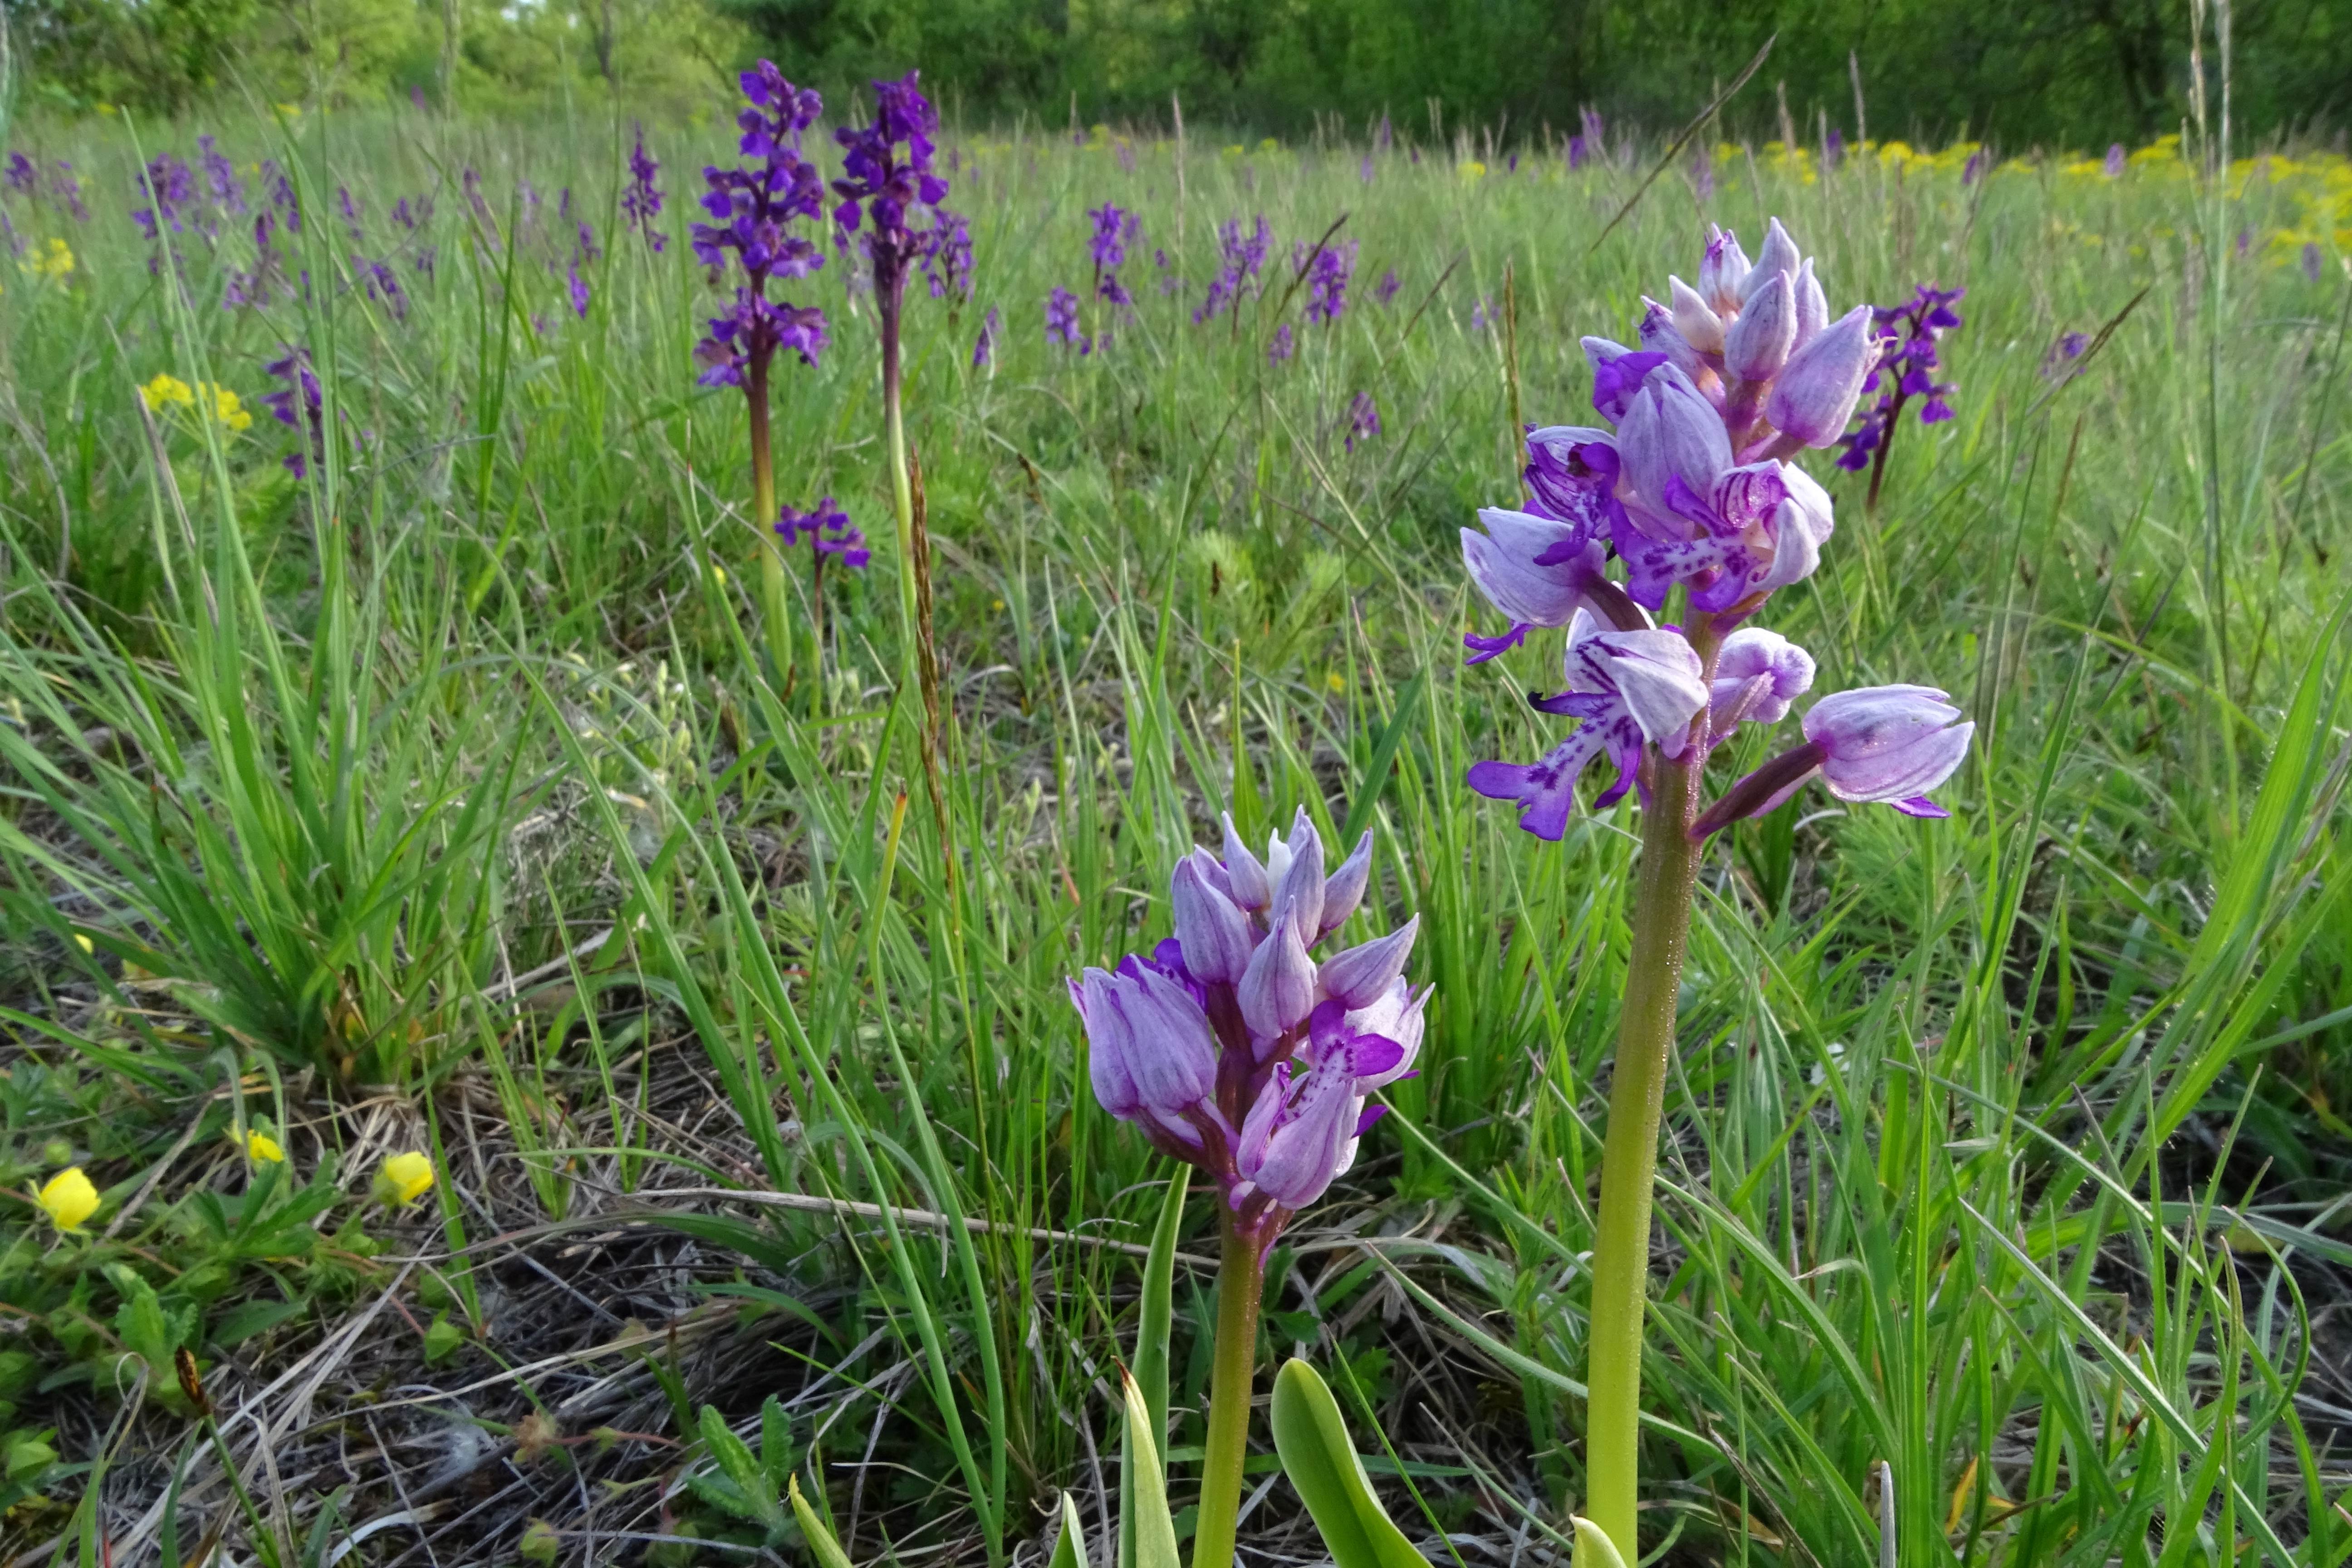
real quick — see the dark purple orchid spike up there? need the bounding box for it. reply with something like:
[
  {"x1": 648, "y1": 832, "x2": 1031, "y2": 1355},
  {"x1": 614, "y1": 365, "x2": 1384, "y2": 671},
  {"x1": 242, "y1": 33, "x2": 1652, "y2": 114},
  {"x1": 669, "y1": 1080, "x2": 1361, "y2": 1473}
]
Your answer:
[
  {"x1": 691, "y1": 61, "x2": 830, "y2": 392},
  {"x1": 830, "y1": 70, "x2": 951, "y2": 314},
  {"x1": 1835, "y1": 283, "x2": 1964, "y2": 511},
  {"x1": 623, "y1": 125, "x2": 666, "y2": 251},
  {"x1": 1195, "y1": 215, "x2": 1271, "y2": 325},
  {"x1": 1302, "y1": 238, "x2": 1357, "y2": 325}
]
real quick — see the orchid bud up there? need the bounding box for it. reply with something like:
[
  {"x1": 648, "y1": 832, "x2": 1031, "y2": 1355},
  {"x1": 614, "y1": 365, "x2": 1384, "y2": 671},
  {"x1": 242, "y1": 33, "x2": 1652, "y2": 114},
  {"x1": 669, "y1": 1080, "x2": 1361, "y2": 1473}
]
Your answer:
[
  {"x1": 1617, "y1": 366, "x2": 1732, "y2": 521},
  {"x1": 1317, "y1": 914, "x2": 1419, "y2": 1009},
  {"x1": 1639, "y1": 298, "x2": 1705, "y2": 381},
  {"x1": 1667, "y1": 276, "x2": 1726, "y2": 355},
  {"x1": 1220, "y1": 813, "x2": 1270, "y2": 910},
  {"x1": 1723, "y1": 270, "x2": 1796, "y2": 383},
  {"x1": 1072, "y1": 970, "x2": 1143, "y2": 1119},
  {"x1": 1238, "y1": 901, "x2": 1316, "y2": 1046},
  {"x1": 1740, "y1": 217, "x2": 1801, "y2": 304},
  {"x1": 1803, "y1": 686, "x2": 1974, "y2": 811},
  {"x1": 1319, "y1": 831, "x2": 1374, "y2": 936},
  {"x1": 1123, "y1": 965, "x2": 1222, "y2": 1109},
  {"x1": 1709, "y1": 627, "x2": 1816, "y2": 735},
  {"x1": 1171, "y1": 857, "x2": 1254, "y2": 985},
  {"x1": 1699, "y1": 225, "x2": 1749, "y2": 314},
  {"x1": 1791, "y1": 258, "x2": 1828, "y2": 351},
  {"x1": 1765, "y1": 306, "x2": 1877, "y2": 447},
  {"x1": 1261, "y1": 827, "x2": 1292, "y2": 892},
  {"x1": 1273, "y1": 808, "x2": 1325, "y2": 938}
]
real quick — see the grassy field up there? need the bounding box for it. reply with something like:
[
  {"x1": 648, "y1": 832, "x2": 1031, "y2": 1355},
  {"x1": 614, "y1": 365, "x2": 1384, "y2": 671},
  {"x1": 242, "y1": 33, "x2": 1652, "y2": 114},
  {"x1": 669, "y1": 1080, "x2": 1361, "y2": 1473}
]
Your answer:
[{"x1": 2, "y1": 91, "x2": 2350, "y2": 1567}]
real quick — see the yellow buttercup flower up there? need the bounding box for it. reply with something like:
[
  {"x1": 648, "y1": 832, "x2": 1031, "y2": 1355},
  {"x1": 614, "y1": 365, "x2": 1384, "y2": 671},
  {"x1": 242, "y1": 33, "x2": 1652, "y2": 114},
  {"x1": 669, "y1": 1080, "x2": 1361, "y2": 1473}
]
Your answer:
[
  {"x1": 142, "y1": 373, "x2": 195, "y2": 413},
  {"x1": 247, "y1": 1131, "x2": 286, "y2": 1163},
  {"x1": 375, "y1": 1151, "x2": 436, "y2": 1206},
  {"x1": 1459, "y1": 160, "x2": 1488, "y2": 182},
  {"x1": 37, "y1": 1167, "x2": 99, "y2": 1232}
]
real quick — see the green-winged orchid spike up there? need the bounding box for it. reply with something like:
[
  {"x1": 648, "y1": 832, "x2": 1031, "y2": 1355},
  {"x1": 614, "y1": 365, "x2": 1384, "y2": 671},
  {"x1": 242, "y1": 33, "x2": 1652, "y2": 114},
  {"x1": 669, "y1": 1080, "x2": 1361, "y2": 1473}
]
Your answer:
[
  {"x1": 1570, "y1": 1517, "x2": 1630, "y2": 1568},
  {"x1": 1050, "y1": 1492, "x2": 1088, "y2": 1568},
  {"x1": 1122, "y1": 1167, "x2": 1189, "y2": 1568},
  {"x1": 1122, "y1": 1371, "x2": 1183, "y2": 1568},
  {"x1": 1268, "y1": 1359, "x2": 1426, "y2": 1568},
  {"x1": 789, "y1": 1474, "x2": 854, "y2": 1568}
]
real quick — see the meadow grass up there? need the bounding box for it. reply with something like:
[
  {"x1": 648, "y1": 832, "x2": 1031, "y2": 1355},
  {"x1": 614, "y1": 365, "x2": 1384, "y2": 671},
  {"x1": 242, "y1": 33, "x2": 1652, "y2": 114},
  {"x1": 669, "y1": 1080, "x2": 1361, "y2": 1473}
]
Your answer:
[{"x1": 1, "y1": 98, "x2": 2349, "y2": 1566}]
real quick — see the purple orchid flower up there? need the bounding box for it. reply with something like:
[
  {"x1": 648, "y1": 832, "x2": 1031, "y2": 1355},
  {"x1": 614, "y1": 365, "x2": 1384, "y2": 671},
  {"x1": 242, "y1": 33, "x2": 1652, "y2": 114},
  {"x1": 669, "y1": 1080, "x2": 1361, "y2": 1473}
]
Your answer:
[
  {"x1": 1461, "y1": 216, "x2": 1971, "y2": 841},
  {"x1": 691, "y1": 62, "x2": 830, "y2": 390},
  {"x1": 1070, "y1": 810, "x2": 1423, "y2": 1238}
]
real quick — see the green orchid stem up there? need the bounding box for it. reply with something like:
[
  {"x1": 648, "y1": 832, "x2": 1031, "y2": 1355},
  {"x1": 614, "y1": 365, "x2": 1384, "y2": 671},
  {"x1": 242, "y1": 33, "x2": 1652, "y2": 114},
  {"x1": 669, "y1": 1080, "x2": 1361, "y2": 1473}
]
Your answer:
[
  {"x1": 1583, "y1": 621, "x2": 1715, "y2": 1564},
  {"x1": 882, "y1": 288, "x2": 921, "y2": 698},
  {"x1": 747, "y1": 354, "x2": 795, "y2": 696},
  {"x1": 1193, "y1": 1210, "x2": 1265, "y2": 1568}
]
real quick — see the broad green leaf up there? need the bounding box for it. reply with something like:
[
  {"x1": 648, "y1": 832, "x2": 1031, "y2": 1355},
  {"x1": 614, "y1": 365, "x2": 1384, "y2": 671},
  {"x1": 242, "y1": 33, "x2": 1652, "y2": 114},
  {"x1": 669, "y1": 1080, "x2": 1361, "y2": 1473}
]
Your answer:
[
  {"x1": 1050, "y1": 1491, "x2": 1088, "y2": 1568},
  {"x1": 1268, "y1": 1359, "x2": 1426, "y2": 1568},
  {"x1": 1570, "y1": 1517, "x2": 1628, "y2": 1568},
  {"x1": 1122, "y1": 1371, "x2": 1183, "y2": 1568},
  {"x1": 791, "y1": 1473, "x2": 856, "y2": 1568}
]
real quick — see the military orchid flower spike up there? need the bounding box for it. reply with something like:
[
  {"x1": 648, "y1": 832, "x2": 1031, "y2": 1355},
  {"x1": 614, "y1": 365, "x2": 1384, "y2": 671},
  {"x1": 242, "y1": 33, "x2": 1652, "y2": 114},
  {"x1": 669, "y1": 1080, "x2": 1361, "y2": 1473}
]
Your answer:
[
  {"x1": 1458, "y1": 218, "x2": 1974, "y2": 1568},
  {"x1": 1068, "y1": 809, "x2": 1422, "y2": 1250},
  {"x1": 1461, "y1": 216, "x2": 1973, "y2": 839}
]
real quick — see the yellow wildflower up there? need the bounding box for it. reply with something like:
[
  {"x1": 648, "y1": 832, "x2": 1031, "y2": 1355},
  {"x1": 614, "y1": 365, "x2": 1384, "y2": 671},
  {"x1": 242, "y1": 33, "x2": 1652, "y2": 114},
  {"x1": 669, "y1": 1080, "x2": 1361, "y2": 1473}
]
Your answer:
[
  {"x1": 247, "y1": 1131, "x2": 286, "y2": 1163},
  {"x1": 37, "y1": 1167, "x2": 99, "y2": 1232},
  {"x1": 142, "y1": 373, "x2": 195, "y2": 413},
  {"x1": 18, "y1": 237, "x2": 75, "y2": 281},
  {"x1": 375, "y1": 1151, "x2": 436, "y2": 1206},
  {"x1": 207, "y1": 384, "x2": 253, "y2": 431},
  {"x1": 1460, "y1": 160, "x2": 1487, "y2": 182}
]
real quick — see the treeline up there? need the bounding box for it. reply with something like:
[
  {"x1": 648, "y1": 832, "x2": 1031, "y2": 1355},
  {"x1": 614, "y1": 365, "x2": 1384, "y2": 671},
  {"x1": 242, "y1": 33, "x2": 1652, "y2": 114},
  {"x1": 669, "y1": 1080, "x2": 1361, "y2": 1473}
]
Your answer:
[{"x1": 5, "y1": 0, "x2": 2347, "y2": 149}]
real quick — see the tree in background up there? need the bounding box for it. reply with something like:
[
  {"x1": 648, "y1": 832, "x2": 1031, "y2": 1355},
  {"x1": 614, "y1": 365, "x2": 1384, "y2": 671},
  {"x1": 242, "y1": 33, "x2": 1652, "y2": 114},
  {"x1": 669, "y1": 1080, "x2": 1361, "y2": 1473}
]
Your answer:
[{"x1": 0, "y1": 0, "x2": 2342, "y2": 145}]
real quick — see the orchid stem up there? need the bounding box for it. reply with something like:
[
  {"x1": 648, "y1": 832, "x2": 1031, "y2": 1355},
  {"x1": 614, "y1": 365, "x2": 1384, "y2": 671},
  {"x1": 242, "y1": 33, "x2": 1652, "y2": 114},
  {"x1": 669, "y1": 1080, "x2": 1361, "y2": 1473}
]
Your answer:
[
  {"x1": 747, "y1": 355, "x2": 794, "y2": 696},
  {"x1": 882, "y1": 291, "x2": 920, "y2": 701},
  {"x1": 1191, "y1": 1212, "x2": 1264, "y2": 1568},
  {"x1": 1582, "y1": 629, "x2": 1713, "y2": 1564}
]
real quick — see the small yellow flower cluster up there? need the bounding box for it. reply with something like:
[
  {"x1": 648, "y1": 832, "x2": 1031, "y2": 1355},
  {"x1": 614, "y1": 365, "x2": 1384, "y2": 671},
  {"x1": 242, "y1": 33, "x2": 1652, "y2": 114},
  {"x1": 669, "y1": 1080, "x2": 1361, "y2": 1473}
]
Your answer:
[
  {"x1": 17, "y1": 237, "x2": 76, "y2": 282},
  {"x1": 1458, "y1": 160, "x2": 1488, "y2": 182},
  {"x1": 141, "y1": 374, "x2": 255, "y2": 431},
  {"x1": 1759, "y1": 141, "x2": 1819, "y2": 186}
]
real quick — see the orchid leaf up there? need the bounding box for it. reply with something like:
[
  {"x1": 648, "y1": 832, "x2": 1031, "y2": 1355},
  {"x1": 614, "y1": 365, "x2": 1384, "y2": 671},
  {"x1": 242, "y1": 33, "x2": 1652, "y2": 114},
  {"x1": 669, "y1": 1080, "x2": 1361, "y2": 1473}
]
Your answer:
[{"x1": 1269, "y1": 1358, "x2": 1427, "y2": 1568}]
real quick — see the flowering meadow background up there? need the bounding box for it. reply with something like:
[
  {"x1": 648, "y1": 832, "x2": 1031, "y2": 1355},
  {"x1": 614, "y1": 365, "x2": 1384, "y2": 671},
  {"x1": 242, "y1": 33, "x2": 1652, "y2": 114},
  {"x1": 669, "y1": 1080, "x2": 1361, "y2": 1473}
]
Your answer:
[{"x1": 2, "y1": 78, "x2": 2352, "y2": 1568}]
